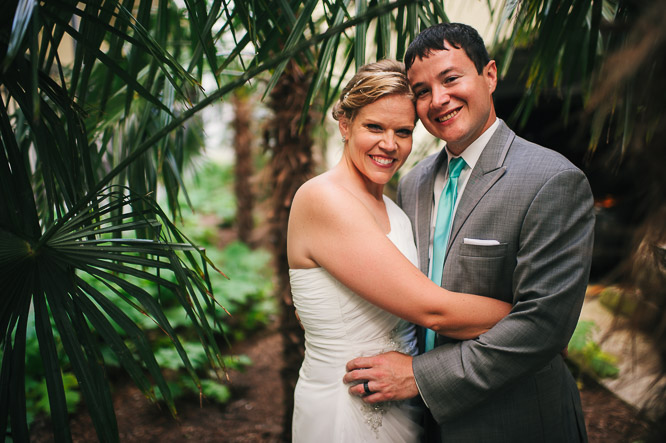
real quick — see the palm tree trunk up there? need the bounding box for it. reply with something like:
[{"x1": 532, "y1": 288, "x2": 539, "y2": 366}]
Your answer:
[
  {"x1": 232, "y1": 90, "x2": 255, "y2": 244},
  {"x1": 264, "y1": 60, "x2": 316, "y2": 441}
]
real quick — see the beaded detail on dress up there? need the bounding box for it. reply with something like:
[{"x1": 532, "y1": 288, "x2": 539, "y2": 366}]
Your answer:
[{"x1": 360, "y1": 325, "x2": 414, "y2": 436}]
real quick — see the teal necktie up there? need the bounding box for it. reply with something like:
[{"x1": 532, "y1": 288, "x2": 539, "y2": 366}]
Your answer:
[{"x1": 426, "y1": 156, "x2": 466, "y2": 351}]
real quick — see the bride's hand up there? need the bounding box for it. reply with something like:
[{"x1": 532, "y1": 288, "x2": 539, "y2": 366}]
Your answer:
[{"x1": 343, "y1": 351, "x2": 418, "y2": 403}]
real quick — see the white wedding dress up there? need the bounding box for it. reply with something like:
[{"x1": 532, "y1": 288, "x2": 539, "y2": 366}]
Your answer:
[{"x1": 290, "y1": 196, "x2": 423, "y2": 442}]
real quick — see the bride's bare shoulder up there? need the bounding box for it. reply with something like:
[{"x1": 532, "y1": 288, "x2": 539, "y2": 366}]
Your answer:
[
  {"x1": 291, "y1": 173, "x2": 373, "y2": 234},
  {"x1": 293, "y1": 172, "x2": 354, "y2": 210}
]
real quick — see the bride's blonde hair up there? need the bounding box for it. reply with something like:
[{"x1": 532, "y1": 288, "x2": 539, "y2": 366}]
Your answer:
[{"x1": 332, "y1": 59, "x2": 414, "y2": 122}]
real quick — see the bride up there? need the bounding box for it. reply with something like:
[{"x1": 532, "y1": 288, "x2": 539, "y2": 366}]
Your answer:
[{"x1": 287, "y1": 60, "x2": 510, "y2": 442}]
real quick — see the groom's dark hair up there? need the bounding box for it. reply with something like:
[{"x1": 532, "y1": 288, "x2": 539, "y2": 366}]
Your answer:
[{"x1": 404, "y1": 23, "x2": 491, "y2": 74}]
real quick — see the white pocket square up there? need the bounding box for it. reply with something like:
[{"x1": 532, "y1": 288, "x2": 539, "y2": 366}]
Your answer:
[{"x1": 463, "y1": 238, "x2": 500, "y2": 246}]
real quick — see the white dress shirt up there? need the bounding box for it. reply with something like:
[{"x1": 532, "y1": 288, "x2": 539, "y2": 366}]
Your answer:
[{"x1": 427, "y1": 118, "x2": 499, "y2": 276}]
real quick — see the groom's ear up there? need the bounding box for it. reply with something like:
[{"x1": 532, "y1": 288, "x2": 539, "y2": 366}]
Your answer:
[{"x1": 484, "y1": 60, "x2": 497, "y2": 95}]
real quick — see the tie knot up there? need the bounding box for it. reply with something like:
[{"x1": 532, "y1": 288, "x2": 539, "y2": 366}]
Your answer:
[{"x1": 448, "y1": 157, "x2": 466, "y2": 179}]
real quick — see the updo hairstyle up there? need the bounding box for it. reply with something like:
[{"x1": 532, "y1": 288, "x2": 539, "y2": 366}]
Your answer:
[{"x1": 331, "y1": 59, "x2": 414, "y2": 123}]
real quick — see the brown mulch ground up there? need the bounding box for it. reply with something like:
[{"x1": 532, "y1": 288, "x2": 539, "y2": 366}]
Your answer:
[
  {"x1": 31, "y1": 326, "x2": 285, "y2": 443},
  {"x1": 32, "y1": 322, "x2": 653, "y2": 442}
]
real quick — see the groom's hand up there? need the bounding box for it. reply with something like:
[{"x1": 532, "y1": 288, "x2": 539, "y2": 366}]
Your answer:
[{"x1": 343, "y1": 351, "x2": 418, "y2": 403}]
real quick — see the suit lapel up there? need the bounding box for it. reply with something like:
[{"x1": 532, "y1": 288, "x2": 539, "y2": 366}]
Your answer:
[
  {"x1": 447, "y1": 121, "x2": 515, "y2": 255},
  {"x1": 415, "y1": 150, "x2": 448, "y2": 275}
]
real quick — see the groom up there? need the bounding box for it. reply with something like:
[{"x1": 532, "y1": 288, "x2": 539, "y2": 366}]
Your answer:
[{"x1": 344, "y1": 23, "x2": 594, "y2": 442}]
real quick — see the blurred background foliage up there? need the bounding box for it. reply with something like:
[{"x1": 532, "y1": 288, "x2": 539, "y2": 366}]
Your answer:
[{"x1": 1, "y1": 0, "x2": 665, "y2": 441}]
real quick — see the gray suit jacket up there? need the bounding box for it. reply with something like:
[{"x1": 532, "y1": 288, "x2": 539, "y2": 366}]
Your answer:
[{"x1": 397, "y1": 120, "x2": 594, "y2": 443}]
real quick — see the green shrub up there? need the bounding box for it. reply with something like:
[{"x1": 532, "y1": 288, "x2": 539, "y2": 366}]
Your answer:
[
  {"x1": 568, "y1": 320, "x2": 620, "y2": 379},
  {"x1": 599, "y1": 286, "x2": 639, "y2": 318}
]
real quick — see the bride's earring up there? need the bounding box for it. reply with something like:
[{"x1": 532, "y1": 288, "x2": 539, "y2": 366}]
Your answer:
[{"x1": 342, "y1": 136, "x2": 347, "y2": 143}]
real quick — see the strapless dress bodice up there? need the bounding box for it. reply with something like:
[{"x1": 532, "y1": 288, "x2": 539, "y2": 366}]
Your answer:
[{"x1": 290, "y1": 196, "x2": 422, "y2": 442}]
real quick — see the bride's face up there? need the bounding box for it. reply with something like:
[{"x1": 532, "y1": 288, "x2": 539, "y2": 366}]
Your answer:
[{"x1": 339, "y1": 94, "x2": 415, "y2": 186}]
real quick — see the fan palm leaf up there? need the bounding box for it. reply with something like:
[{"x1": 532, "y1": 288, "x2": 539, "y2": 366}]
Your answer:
[{"x1": 1, "y1": 1, "x2": 226, "y2": 440}]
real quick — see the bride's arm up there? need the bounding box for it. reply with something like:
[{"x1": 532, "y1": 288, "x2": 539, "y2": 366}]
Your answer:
[{"x1": 287, "y1": 180, "x2": 511, "y2": 340}]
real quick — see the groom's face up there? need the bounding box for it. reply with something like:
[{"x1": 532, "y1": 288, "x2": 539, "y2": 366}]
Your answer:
[{"x1": 408, "y1": 43, "x2": 497, "y2": 155}]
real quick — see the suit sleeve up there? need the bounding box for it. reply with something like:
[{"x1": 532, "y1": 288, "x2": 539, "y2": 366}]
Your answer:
[
  {"x1": 412, "y1": 167, "x2": 595, "y2": 422},
  {"x1": 396, "y1": 179, "x2": 405, "y2": 208}
]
